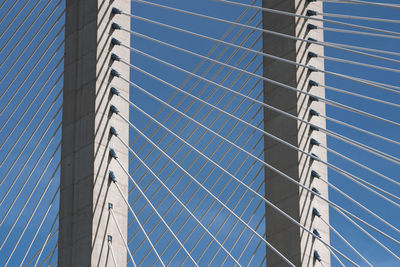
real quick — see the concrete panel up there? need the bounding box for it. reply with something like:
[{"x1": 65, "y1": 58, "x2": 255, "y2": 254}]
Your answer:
[
  {"x1": 263, "y1": 0, "x2": 330, "y2": 266},
  {"x1": 59, "y1": 0, "x2": 130, "y2": 266}
]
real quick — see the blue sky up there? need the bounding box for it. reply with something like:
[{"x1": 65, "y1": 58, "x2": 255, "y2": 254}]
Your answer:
[{"x1": 0, "y1": 0, "x2": 399, "y2": 266}]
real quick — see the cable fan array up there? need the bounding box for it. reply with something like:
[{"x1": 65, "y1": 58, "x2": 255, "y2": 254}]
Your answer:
[
  {"x1": 106, "y1": 0, "x2": 399, "y2": 266},
  {"x1": 0, "y1": 0, "x2": 64, "y2": 266},
  {"x1": 0, "y1": 0, "x2": 398, "y2": 266}
]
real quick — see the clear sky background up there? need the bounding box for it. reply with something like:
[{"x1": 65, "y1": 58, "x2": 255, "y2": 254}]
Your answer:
[{"x1": 0, "y1": 0, "x2": 399, "y2": 266}]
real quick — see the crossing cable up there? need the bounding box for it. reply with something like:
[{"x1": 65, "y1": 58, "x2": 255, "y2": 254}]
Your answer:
[
  {"x1": 123, "y1": 57, "x2": 261, "y2": 257},
  {"x1": 0, "y1": 143, "x2": 61, "y2": 226},
  {"x1": 130, "y1": 101, "x2": 263, "y2": 264},
  {"x1": 113, "y1": 108, "x2": 358, "y2": 266},
  {"x1": 202, "y1": 165, "x2": 265, "y2": 265},
  {"x1": 120, "y1": 25, "x2": 400, "y2": 109},
  {"x1": 117, "y1": 44, "x2": 400, "y2": 168},
  {"x1": 0, "y1": 34, "x2": 64, "y2": 115},
  {"x1": 111, "y1": 177, "x2": 167, "y2": 267},
  {"x1": 0, "y1": 88, "x2": 62, "y2": 172},
  {"x1": 131, "y1": 115, "x2": 263, "y2": 265},
  {"x1": 125, "y1": 10, "x2": 263, "y2": 235},
  {"x1": 0, "y1": 4, "x2": 64, "y2": 81},
  {"x1": 0, "y1": 56, "x2": 63, "y2": 134},
  {"x1": 158, "y1": 91, "x2": 265, "y2": 265},
  {"x1": 123, "y1": 14, "x2": 398, "y2": 70},
  {"x1": 312, "y1": 24, "x2": 400, "y2": 39},
  {"x1": 126, "y1": 16, "x2": 264, "y2": 257},
  {"x1": 127, "y1": 81, "x2": 264, "y2": 261},
  {"x1": 108, "y1": 238, "x2": 119, "y2": 267},
  {"x1": 330, "y1": 204, "x2": 400, "y2": 261},
  {"x1": 315, "y1": 11, "x2": 400, "y2": 23},
  {"x1": 319, "y1": 215, "x2": 372, "y2": 266},
  {"x1": 0, "y1": 122, "x2": 61, "y2": 208},
  {"x1": 0, "y1": 69, "x2": 63, "y2": 149},
  {"x1": 0, "y1": 0, "x2": 14, "y2": 16},
  {"x1": 109, "y1": 205, "x2": 137, "y2": 267},
  {"x1": 113, "y1": 44, "x2": 400, "y2": 171},
  {"x1": 126, "y1": 14, "x2": 262, "y2": 196},
  {"x1": 25, "y1": 229, "x2": 58, "y2": 266},
  {"x1": 0, "y1": 0, "x2": 50, "y2": 56},
  {"x1": 116, "y1": 64, "x2": 400, "y2": 208},
  {"x1": 113, "y1": 157, "x2": 200, "y2": 267},
  {"x1": 114, "y1": 30, "x2": 400, "y2": 134},
  {"x1": 114, "y1": 80, "x2": 400, "y2": 246},
  {"x1": 4, "y1": 187, "x2": 59, "y2": 266},
  {"x1": 21, "y1": 211, "x2": 59, "y2": 267},
  {"x1": 315, "y1": 0, "x2": 400, "y2": 10},
  {"x1": 116, "y1": 47, "x2": 400, "y2": 168},
  {"x1": 318, "y1": 141, "x2": 400, "y2": 192},
  {"x1": 312, "y1": 54, "x2": 400, "y2": 74},
  {"x1": 0, "y1": 0, "x2": 31, "y2": 42},
  {"x1": 116, "y1": 15, "x2": 400, "y2": 95},
  {"x1": 126, "y1": 0, "x2": 261, "y2": 157},
  {"x1": 113, "y1": 134, "x2": 243, "y2": 266},
  {"x1": 213, "y1": 0, "x2": 400, "y2": 37},
  {"x1": 118, "y1": 90, "x2": 398, "y2": 251},
  {"x1": 129, "y1": 0, "x2": 400, "y2": 64},
  {"x1": 0, "y1": 160, "x2": 60, "y2": 250},
  {"x1": 117, "y1": 26, "x2": 400, "y2": 112},
  {"x1": 113, "y1": 113, "x2": 298, "y2": 267}
]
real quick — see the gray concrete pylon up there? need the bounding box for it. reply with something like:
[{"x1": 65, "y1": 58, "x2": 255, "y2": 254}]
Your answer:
[
  {"x1": 59, "y1": 0, "x2": 130, "y2": 266},
  {"x1": 263, "y1": 0, "x2": 330, "y2": 266}
]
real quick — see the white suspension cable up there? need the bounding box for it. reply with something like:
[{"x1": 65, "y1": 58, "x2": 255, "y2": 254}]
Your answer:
[
  {"x1": 314, "y1": 24, "x2": 400, "y2": 39},
  {"x1": 114, "y1": 80, "x2": 400, "y2": 245},
  {"x1": 117, "y1": 67, "x2": 400, "y2": 208},
  {"x1": 331, "y1": 205, "x2": 400, "y2": 261},
  {"x1": 1, "y1": 144, "x2": 61, "y2": 226},
  {"x1": 316, "y1": 0, "x2": 400, "y2": 10},
  {"x1": 0, "y1": 163, "x2": 60, "y2": 250},
  {"x1": 4, "y1": 187, "x2": 59, "y2": 266},
  {"x1": 214, "y1": 0, "x2": 400, "y2": 37},
  {"x1": 316, "y1": 11, "x2": 400, "y2": 24},
  {"x1": 117, "y1": 40, "x2": 400, "y2": 155},
  {"x1": 127, "y1": 0, "x2": 261, "y2": 154},
  {"x1": 0, "y1": 0, "x2": 32, "y2": 42},
  {"x1": 112, "y1": 180, "x2": 166, "y2": 267},
  {"x1": 115, "y1": 109, "x2": 356, "y2": 266},
  {"x1": 24, "y1": 212, "x2": 59, "y2": 267},
  {"x1": 0, "y1": 104, "x2": 61, "y2": 190},
  {"x1": 121, "y1": 29, "x2": 400, "y2": 126},
  {"x1": 0, "y1": 122, "x2": 61, "y2": 208},
  {"x1": 129, "y1": 0, "x2": 400, "y2": 62},
  {"x1": 0, "y1": 86, "x2": 62, "y2": 163},
  {"x1": 321, "y1": 143, "x2": 400, "y2": 195},
  {"x1": 320, "y1": 216, "x2": 372, "y2": 266},
  {"x1": 114, "y1": 113, "x2": 296, "y2": 265},
  {"x1": 127, "y1": 92, "x2": 262, "y2": 252},
  {"x1": 114, "y1": 158, "x2": 199, "y2": 267},
  {"x1": 25, "y1": 230, "x2": 58, "y2": 266},
  {"x1": 0, "y1": 57, "x2": 63, "y2": 135},
  {"x1": 108, "y1": 240, "x2": 119, "y2": 267},
  {"x1": 0, "y1": 36, "x2": 64, "y2": 115},
  {"x1": 114, "y1": 134, "x2": 242, "y2": 266},
  {"x1": 128, "y1": 82, "x2": 264, "y2": 260},
  {"x1": 0, "y1": 1, "x2": 19, "y2": 25},
  {"x1": 316, "y1": 54, "x2": 400, "y2": 74},
  {"x1": 117, "y1": 15, "x2": 400, "y2": 95},
  {"x1": 121, "y1": 26, "x2": 400, "y2": 107},
  {"x1": 0, "y1": 7, "x2": 65, "y2": 80},
  {"x1": 109, "y1": 207, "x2": 137, "y2": 267}
]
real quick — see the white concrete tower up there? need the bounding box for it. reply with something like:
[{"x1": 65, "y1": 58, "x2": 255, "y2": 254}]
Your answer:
[
  {"x1": 59, "y1": 0, "x2": 130, "y2": 265},
  {"x1": 263, "y1": 0, "x2": 330, "y2": 266}
]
